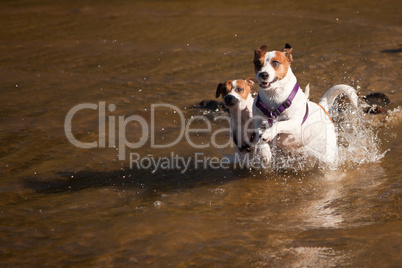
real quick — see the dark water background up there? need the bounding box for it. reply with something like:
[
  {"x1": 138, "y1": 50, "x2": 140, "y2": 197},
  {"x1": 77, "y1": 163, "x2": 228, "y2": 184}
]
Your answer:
[{"x1": 0, "y1": 0, "x2": 401, "y2": 266}]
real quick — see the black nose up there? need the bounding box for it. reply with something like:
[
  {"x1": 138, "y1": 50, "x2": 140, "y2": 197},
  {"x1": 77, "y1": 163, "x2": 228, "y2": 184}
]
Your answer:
[
  {"x1": 223, "y1": 95, "x2": 238, "y2": 106},
  {"x1": 259, "y1": 72, "x2": 268, "y2": 80}
]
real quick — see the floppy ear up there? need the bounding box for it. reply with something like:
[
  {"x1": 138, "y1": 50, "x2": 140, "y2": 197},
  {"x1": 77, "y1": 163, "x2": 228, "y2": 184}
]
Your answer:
[
  {"x1": 283, "y1": 43, "x2": 293, "y2": 62},
  {"x1": 245, "y1": 77, "x2": 256, "y2": 87},
  {"x1": 254, "y1": 45, "x2": 268, "y2": 72},
  {"x1": 258, "y1": 45, "x2": 268, "y2": 52},
  {"x1": 216, "y1": 83, "x2": 223, "y2": 98},
  {"x1": 245, "y1": 77, "x2": 258, "y2": 95},
  {"x1": 255, "y1": 45, "x2": 267, "y2": 54}
]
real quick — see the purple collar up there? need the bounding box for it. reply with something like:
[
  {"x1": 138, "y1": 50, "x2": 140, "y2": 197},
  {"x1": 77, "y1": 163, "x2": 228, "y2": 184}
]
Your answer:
[{"x1": 256, "y1": 82, "x2": 309, "y2": 125}]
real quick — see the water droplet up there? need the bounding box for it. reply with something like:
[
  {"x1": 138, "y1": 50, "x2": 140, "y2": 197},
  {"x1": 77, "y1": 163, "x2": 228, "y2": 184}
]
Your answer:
[{"x1": 154, "y1": 201, "x2": 162, "y2": 207}]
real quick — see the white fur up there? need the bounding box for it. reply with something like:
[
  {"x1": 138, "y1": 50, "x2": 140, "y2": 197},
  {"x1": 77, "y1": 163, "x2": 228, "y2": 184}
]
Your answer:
[
  {"x1": 253, "y1": 50, "x2": 359, "y2": 166},
  {"x1": 223, "y1": 80, "x2": 255, "y2": 163},
  {"x1": 318, "y1": 84, "x2": 358, "y2": 111}
]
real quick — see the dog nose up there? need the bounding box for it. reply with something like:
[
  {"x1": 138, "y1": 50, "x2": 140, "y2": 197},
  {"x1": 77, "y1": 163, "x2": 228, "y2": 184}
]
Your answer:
[
  {"x1": 223, "y1": 95, "x2": 238, "y2": 106},
  {"x1": 224, "y1": 95, "x2": 234, "y2": 103},
  {"x1": 259, "y1": 72, "x2": 268, "y2": 80}
]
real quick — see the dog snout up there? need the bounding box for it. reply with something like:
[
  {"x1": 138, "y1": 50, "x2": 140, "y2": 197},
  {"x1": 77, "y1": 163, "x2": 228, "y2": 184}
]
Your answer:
[
  {"x1": 223, "y1": 94, "x2": 238, "y2": 107},
  {"x1": 259, "y1": 72, "x2": 269, "y2": 80}
]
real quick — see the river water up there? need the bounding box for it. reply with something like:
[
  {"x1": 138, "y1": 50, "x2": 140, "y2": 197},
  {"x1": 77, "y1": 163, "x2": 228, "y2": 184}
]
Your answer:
[{"x1": 0, "y1": 0, "x2": 401, "y2": 266}]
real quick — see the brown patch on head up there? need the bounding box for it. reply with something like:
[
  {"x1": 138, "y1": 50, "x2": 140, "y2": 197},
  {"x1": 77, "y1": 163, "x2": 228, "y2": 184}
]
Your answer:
[
  {"x1": 215, "y1": 80, "x2": 233, "y2": 98},
  {"x1": 271, "y1": 51, "x2": 292, "y2": 80},
  {"x1": 216, "y1": 79, "x2": 256, "y2": 100},
  {"x1": 234, "y1": 80, "x2": 252, "y2": 100},
  {"x1": 253, "y1": 45, "x2": 268, "y2": 73}
]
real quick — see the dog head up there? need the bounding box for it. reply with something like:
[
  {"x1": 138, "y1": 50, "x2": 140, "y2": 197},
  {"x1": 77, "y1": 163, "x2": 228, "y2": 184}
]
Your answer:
[
  {"x1": 215, "y1": 78, "x2": 255, "y2": 109},
  {"x1": 253, "y1": 43, "x2": 293, "y2": 89}
]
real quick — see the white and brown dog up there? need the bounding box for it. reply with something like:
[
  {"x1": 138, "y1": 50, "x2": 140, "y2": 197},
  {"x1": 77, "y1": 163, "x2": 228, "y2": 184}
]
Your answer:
[
  {"x1": 253, "y1": 43, "x2": 358, "y2": 166},
  {"x1": 216, "y1": 78, "x2": 256, "y2": 161}
]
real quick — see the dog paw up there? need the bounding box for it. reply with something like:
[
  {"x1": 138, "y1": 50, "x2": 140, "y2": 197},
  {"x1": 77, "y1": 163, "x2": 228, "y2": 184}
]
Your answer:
[
  {"x1": 260, "y1": 129, "x2": 276, "y2": 142},
  {"x1": 256, "y1": 142, "x2": 272, "y2": 166}
]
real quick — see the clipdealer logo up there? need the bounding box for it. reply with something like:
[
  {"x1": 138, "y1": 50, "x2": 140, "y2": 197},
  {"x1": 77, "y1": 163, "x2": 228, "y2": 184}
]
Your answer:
[
  {"x1": 63, "y1": 102, "x2": 256, "y2": 172},
  {"x1": 128, "y1": 152, "x2": 255, "y2": 174},
  {"x1": 64, "y1": 101, "x2": 336, "y2": 172}
]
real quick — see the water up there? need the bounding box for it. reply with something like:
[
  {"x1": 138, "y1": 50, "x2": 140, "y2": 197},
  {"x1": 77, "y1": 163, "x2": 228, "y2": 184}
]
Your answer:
[{"x1": 1, "y1": 0, "x2": 401, "y2": 266}]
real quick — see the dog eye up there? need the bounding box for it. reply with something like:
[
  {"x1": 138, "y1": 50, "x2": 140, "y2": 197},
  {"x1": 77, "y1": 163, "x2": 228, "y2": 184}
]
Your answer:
[
  {"x1": 236, "y1": 87, "x2": 243, "y2": 92},
  {"x1": 272, "y1": 61, "x2": 281, "y2": 68}
]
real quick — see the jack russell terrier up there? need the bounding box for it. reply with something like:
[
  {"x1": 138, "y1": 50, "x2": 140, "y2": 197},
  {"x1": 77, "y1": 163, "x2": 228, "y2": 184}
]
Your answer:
[
  {"x1": 253, "y1": 43, "x2": 358, "y2": 166},
  {"x1": 216, "y1": 78, "x2": 256, "y2": 162}
]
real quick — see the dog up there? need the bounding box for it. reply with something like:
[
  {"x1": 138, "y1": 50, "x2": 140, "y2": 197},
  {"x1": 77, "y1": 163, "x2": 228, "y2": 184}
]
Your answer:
[
  {"x1": 216, "y1": 78, "x2": 256, "y2": 162},
  {"x1": 253, "y1": 43, "x2": 358, "y2": 166}
]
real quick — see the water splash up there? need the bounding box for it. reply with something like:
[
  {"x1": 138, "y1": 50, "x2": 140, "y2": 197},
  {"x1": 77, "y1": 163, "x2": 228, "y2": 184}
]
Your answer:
[
  {"x1": 331, "y1": 101, "x2": 386, "y2": 167},
  {"x1": 246, "y1": 102, "x2": 387, "y2": 172}
]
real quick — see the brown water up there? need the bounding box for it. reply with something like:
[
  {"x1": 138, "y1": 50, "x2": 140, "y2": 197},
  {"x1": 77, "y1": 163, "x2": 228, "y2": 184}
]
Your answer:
[{"x1": 1, "y1": 0, "x2": 401, "y2": 266}]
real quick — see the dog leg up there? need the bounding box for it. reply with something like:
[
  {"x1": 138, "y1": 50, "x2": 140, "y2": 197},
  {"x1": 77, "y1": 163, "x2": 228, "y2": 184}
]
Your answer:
[
  {"x1": 255, "y1": 141, "x2": 272, "y2": 166},
  {"x1": 260, "y1": 119, "x2": 302, "y2": 142}
]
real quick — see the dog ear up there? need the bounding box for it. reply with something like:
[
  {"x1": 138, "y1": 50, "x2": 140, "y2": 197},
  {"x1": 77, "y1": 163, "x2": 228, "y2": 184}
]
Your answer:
[
  {"x1": 254, "y1": 45, "x2": 267, "y2": 58},
  {"x1": 283, "y1": 43, "x2": 293, "y2": 62},
  {"x1": 245, "y1": 77, "x2": 256, "y2": 87},
  {"x1": 254, "y1": 45, "x2": 268, "y2": 72},
  {"x1": 284, "y1": 43, "x2": 292, "y2": 50},
  {"x1": 245, "y1": 77, "x2": 258, "y2": 96},
  {"x1": 258, "y1": 45, "x2": 268, "y2": 52},
  {"x1": 216, "y1": 83, "x2": 223, "y2": 98}
]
